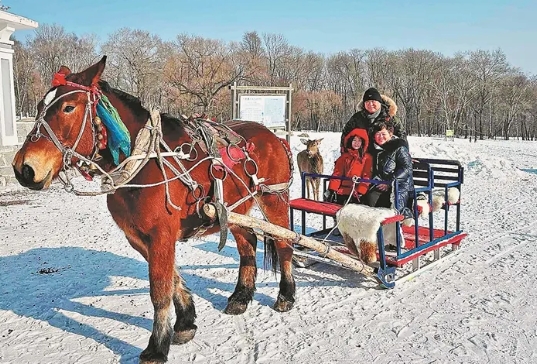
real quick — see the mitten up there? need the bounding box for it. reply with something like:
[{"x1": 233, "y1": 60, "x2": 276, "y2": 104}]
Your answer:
[{"x1": 323, "y1": 189, "x2": 337, "y2": 203}]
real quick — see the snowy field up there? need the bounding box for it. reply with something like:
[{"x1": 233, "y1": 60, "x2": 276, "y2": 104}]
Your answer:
[{"x1": 1, "y1": 133, "x2": 537, "y2": 364}]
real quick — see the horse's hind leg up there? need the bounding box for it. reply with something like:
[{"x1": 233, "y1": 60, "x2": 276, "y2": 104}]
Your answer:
[
  {"x1": 258, "y1": 193, "x2": 296, "y2": 312},
  {"x1": 225, "y1": 225, "x2": 258, "y2": 315},
  {"x1": 171, "y1": 269, "x2": 197, "y2": 344},
  {"x1": 272, "y1": 238, "x2": 295, "y2": 312},
  {"x1": 139, "y1": 236, "x2": 175, "y2": 364}
]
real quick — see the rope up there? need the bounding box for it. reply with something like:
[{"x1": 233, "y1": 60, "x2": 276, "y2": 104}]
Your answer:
[{"x1": 319, "y1": 177, "x2": 360, "y2": 245}]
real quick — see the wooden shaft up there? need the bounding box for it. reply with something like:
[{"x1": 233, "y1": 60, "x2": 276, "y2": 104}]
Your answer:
[{"x1": 203, "y1": 204, "x2": 376, "y2": 278}]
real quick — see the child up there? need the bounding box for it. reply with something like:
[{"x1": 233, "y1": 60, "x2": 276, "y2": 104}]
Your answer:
[
  {"x1": 324, "y1": 128, "x2": 372, "y2": 205},
  {"x1": 362, "y1": 121, "x2": 414, "y2": 219}
]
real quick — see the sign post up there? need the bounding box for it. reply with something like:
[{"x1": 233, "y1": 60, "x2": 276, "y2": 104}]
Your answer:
[{"x1": 229, "y1": 82, "x2": 293, "y2": 143}]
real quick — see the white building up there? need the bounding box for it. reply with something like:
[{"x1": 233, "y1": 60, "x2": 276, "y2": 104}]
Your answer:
[{"x1": 0, "y1": 10, "x2": 37, "y2": 146}]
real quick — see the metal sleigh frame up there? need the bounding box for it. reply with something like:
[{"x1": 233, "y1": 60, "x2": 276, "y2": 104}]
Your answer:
[{"x1": 289, "y1": 158, "x2": 467, "y2": 288}]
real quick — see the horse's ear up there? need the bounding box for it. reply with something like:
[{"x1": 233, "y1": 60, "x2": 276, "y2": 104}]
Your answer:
[
  {"x1": 57, "y1": 66, "x2": 71, "y2": 75},
  {"x1": 83, "y1": 55, "x2": 107, "y2": 86}
]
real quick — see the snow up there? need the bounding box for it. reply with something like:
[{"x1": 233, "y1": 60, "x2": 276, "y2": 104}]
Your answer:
[{"x1": 2, "y1": 134, "x2": 537, "y2": 364}]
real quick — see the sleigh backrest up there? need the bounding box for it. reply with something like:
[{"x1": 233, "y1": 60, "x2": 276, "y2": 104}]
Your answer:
[{"x1": 413, "y1": 158, "x2": 464, "y2": 189}]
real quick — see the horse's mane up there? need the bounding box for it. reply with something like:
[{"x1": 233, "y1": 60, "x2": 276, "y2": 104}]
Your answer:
[
  {"x1": 98, "y1": 80, "x2": 185, "y2": 127},
  {"x1": 98, "y1": 80, "x2": 145, "y2": 114}
]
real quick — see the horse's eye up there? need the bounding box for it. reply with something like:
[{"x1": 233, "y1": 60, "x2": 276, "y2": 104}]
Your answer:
[{"x1": 63, "y1": 105, "x2": 75, "y2": 113}]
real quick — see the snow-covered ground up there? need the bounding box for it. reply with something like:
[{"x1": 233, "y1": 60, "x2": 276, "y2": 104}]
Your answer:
[{"x1": 1, "y1": 134, "x2": 537, "y2": 364}]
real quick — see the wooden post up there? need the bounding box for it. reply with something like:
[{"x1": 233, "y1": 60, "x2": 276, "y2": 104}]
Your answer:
[{"x1": 203, "y1": 204, "x2": 376, "y2": 279}]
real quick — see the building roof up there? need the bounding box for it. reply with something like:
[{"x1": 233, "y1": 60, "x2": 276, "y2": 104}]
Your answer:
[{"x1": 0, "y1": 10, "x2": 38, "y2": 30}]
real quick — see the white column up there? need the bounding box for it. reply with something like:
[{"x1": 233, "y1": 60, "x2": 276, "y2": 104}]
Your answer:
[
  {"x1": 0, "y1": 11, "x2": 38, "y2": 147},
  {"x1": 0, "y1": 46, "x2": 16, "y2": 145}
]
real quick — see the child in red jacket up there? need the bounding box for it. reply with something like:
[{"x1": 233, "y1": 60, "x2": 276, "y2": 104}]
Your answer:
[{"x1": 324, "y1": 128, "x2": 373, "y2": 205}]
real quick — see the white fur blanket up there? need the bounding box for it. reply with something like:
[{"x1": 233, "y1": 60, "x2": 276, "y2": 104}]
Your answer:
[
  {"x1": 336, "y1": 204, "x2": 403, "y2": 246},
  {"x1": 416, "y1": 187, "x2": 460, "y2": 217}
]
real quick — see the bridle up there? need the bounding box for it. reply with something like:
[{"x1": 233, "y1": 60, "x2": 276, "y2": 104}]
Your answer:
[{"x1": 28, "y1": 74, "x2": 104, "y2": 187}]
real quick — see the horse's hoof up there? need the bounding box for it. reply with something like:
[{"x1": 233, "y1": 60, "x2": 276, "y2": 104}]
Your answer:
[
  {"x1": 273, "y1": 298, "x2": 294, "y2": 312},
  {"x1": 139, "y1": 355, "x2": 166, "y2": 364},
  {"x1": 140, "y1": 348, "x2": 167, "y2": 364},
  {"x1": 173, "y1": 326, "x2": 197, "y2": 344},
  {"x1": 224, "y1": 301, "x2": 248, "y2": 315},
  {"x1": 139, "y1": 360, "x2": 166, "y2": 364}
]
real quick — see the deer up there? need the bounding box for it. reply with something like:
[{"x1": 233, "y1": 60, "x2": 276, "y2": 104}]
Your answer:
[{"x1": 296, "y1": 138, "x2": 324, "y2": 201}]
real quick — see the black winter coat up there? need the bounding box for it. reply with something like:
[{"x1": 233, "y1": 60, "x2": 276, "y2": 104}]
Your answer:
[
  {"x1": 340, "y1": 95, "x2": 406, "y2": 154},
  {"x1": 371, "y1": 137, "x2": 414, "y2": 213}
]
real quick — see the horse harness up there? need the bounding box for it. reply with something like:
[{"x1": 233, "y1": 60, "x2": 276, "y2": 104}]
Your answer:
[
  {"x1": 27, "y1": 78, "x2": 292, "y2": 249},
  {"x1": 102, "y1": 112, "x2": 292, "y2": 248}
]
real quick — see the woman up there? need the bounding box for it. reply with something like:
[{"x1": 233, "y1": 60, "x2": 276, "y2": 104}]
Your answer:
[
  {"x1": 341, "y1": 87, "x2": 405, "y2": 153},
  {"x1": 324, "y1": 128, "x2": 372, "y2": 205},
  {"x1": 362, "y1": 121, "x2": 414, "y2": 219}
]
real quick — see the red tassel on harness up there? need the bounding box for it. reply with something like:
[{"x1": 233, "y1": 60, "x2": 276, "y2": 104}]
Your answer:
[
  {"x1": 51, "y1": 72, "x2": 67, "y2": 87},
  {"x1": 50, "y1": 72, "x2": 100, "y2": 95}
]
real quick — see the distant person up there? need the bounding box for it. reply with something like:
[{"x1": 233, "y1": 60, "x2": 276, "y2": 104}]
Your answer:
[
  {"x1": 341, "y1": 87, "x2": 406, "y2": 154},
  {"x1": 324, "y1": 128, "x2": 372, "y2": 205},
  {"x1": 361, "y1": 121, "x2": 414, "y2": 219}
]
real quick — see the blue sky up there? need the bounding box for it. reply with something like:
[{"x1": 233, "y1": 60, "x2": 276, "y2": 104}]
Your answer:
[{"x1": 7, "y1": 0, "x2": 537, "y2": 74}]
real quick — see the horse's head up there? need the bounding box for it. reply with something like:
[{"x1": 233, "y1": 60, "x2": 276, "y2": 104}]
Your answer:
[{"x1": 12, "y1": 56, "x2": 108, "y2": 190}]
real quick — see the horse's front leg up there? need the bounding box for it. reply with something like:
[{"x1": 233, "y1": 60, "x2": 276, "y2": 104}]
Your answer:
[
  {"x1": 171, "y1": 269, "x2": 197, "y2": 344},
  {"x1": 139, "y1": 237, "x2": 175, "y2": 364},
  {"x1": 225, "y1": 225, "x2": 257, "y2": 315}
]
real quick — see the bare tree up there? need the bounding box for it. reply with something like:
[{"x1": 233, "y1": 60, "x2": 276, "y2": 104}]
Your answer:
[
  {"x1": 468, "y1": 49, "x2": 509, "y2": 140},
  {"x1": 11, "y1": 22, "x2": 537, "y2": 139},
  {"x1": 391, "y1": 49, "x2": 438, "y2": 135},
  {"x1": 29, "y1": 24, "x2": 98, "y2": 81},
  {"x1": 325, "y1": 50, "x2": 367, "y2": 121},
  {"x1": 262, "y1": 33, "x2": 291, "y2": 86},
  {"x1": 496, "y1": 71, "x2": 529, "y2": 139},
  {"x1": 241, "y1": 31, "x2": 264, "y2": 58},
  {"x1": 364, "y1": 48, "x2": 393, "y2": 90},
  {"x1": 432, "y1": 53, "x2": 477, "y2": 136},
  {"x1": 101, "y1": 28, "x2": 164, "y2": 105},
  {"x1": 13, "y1": 39, "x2": 34, "y2": 116},
  {"x1": 164, "y1": 34, "x2": 244, "y2": 115}
]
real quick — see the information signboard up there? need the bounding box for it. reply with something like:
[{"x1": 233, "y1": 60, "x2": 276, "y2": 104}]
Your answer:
[{"x1": 239, "y1": 95, "x2": 286, "y2": 128}]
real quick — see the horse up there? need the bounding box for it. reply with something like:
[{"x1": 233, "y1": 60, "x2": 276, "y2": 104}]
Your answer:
[{"x1": 12, "y1": 56, "x2": 296, "y2": 364}]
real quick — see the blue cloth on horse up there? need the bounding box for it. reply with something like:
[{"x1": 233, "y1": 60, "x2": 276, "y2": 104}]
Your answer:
[{"x1": 96, "y1": 102, "x2": 131, "y2": 165}]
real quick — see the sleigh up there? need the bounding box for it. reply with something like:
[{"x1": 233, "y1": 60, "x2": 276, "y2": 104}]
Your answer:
[{"x1": 287, "y1": 158, "x2": 467, "y2": 288}]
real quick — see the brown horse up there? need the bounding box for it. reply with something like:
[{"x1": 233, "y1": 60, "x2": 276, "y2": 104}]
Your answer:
[{"x1": 12, "y1": 56, "x2": 295, "y2": 364}]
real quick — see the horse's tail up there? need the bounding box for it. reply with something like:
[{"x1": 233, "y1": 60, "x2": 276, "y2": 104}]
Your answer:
[
  {"x1": 261, "y1": 136, "x2": 292, "y2": 273},
  {"x1": 278, "y1": 137, "x2": 294, "y2": 184},
  {"x1": 264, "y1": 236, "x2": 279, "y2": 273}
]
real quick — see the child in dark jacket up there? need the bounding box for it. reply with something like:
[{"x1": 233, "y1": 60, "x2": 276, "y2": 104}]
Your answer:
[
  {"x1": 324, "y1": 128, "x2": 373, "y2": 205},
  {"x1": 362, "y1": 121, "x2": 414, "y2": 219}
]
